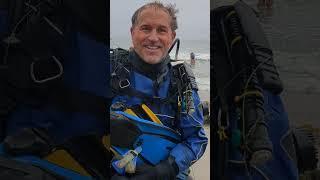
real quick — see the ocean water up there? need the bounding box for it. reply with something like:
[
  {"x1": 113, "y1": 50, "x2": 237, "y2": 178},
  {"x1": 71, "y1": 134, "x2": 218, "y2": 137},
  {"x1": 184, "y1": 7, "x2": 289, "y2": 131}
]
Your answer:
[
  {"x1": 172, "y1": 39, "x2": 210, "y2": 97},
  {"x1": 110, "y1": 38, "x2": 211, "y2": 99}
]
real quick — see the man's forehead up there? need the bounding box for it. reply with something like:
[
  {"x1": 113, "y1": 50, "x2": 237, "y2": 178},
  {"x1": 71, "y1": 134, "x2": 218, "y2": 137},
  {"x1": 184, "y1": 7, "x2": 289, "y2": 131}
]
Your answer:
[
  {"x1": 136, "y1": 6, "x2": 171, "y2": 23},
  {"x1": 140, "y1": 6, "x2": 170, "y2": 15}
]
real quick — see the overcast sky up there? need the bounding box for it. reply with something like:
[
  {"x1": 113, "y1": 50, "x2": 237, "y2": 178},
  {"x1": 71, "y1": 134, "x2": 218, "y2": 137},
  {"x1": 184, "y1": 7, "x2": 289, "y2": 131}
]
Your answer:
[{"x1": 110, "y1": 0, "x2": 210, "y2": 42}]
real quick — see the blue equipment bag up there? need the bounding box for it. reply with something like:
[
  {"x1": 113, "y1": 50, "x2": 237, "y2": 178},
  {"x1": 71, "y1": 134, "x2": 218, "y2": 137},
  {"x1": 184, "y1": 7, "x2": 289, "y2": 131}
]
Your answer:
[{"x1": 111, "y1": 111, "x2": 181, "y2": 175}]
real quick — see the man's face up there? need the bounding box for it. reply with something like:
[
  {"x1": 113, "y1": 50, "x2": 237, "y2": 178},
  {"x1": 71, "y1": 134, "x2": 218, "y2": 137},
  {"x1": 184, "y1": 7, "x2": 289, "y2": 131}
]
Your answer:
[{"x1": 131, "y1": 7, "x2": 176, "y2": 64}]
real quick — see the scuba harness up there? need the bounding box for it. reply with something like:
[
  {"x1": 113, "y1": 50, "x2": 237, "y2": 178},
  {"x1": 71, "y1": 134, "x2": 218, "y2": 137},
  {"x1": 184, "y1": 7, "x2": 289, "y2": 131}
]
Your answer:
[
  {"x1": 213, "y1": 2, "x2": 283, "y2": 179},
  {"x1": 0, "y1": 0, "x2": 109, "y2": 179},
  {"x1": 110, "y1": 38, "x2": 198, "y2": 127}
]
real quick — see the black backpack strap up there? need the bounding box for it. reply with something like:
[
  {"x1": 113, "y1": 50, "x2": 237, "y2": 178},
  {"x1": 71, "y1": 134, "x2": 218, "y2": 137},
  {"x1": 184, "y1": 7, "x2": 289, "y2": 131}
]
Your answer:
[{"x1": 171, "y1": 62, "x2": 198, "y2": 92}]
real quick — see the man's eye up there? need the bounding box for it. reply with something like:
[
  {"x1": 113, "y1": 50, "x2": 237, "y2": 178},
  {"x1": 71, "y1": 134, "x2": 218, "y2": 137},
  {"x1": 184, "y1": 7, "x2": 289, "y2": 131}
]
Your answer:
[
  {"x1": 140, "y1": 27, "x2": 150, "y2": 32},
  {"x1": 158, "y1": 28, "x2": 168, "y2": 33}
]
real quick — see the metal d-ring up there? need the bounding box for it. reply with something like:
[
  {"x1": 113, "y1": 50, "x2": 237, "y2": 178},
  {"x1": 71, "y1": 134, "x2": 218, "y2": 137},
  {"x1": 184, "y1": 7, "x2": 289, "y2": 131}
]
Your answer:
[{"x1": 30, "y1": 55, "x2": 63, "y2": 83}]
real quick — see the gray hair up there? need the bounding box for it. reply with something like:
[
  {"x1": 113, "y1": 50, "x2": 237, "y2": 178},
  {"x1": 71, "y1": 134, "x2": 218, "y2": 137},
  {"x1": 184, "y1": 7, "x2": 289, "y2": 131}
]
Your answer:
[{"x1": 131, "y1": 1, "x2": 179, "y2": 31}]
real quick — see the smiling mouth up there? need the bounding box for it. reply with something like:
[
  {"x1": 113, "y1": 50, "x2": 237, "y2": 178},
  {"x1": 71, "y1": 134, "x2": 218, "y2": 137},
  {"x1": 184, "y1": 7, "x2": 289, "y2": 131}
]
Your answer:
[{"x1": 144, "y1": 45, "x2": 161, "y2": 50}]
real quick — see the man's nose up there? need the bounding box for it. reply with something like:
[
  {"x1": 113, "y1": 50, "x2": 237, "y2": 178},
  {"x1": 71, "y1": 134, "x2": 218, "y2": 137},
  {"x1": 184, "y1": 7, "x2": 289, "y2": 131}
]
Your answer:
[{"x1": 147, "y1": 30, "x2": 159, "y2": 42}]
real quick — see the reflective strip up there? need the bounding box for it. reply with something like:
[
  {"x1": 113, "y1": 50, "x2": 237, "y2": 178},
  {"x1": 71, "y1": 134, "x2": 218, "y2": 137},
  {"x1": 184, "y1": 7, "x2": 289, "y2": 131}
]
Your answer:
[
  {"x1": 155, "y1": 114, "x2": 175, "y2": 119},
  {"x1": 125, "y1": 109, "x2": 138, "y2": 116},
  {"x1": 141, "y1": 104, "x2": 162, "y2": 125}
]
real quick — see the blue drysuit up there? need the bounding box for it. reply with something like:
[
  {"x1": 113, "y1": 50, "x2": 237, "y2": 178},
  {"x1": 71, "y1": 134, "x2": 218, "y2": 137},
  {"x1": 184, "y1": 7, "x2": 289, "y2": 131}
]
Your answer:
[{"x1": 112, "y1": 59, "x2": 208, "y2": 179}]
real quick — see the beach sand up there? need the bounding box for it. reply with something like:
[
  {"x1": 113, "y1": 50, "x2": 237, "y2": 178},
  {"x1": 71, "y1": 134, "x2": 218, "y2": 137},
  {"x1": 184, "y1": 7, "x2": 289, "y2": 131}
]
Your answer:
[
  {"x1": 199, "y1": 90, "x2": 210, "y2": 103},
  {"x1": 198, "y1": 90, "x2": 210, "y2": 102}
]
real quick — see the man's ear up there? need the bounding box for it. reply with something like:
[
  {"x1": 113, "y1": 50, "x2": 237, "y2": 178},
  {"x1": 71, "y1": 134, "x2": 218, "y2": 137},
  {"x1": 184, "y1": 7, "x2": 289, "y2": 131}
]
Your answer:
[
  {"x1": 172, "y1": 31, "x2": 176, "y2": 40},
  {"x1": 130, "y1": 27, "x2": 134, "y2": 36}
]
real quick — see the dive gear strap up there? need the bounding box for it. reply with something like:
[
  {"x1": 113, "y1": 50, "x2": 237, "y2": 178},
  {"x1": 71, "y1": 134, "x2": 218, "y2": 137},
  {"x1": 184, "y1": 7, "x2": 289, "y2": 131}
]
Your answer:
[
  {"x1": 3, "y1": 127, "x2": 109, "y2": 179},
  {"x1": 110, "y1": 48, "x2": 199, "y2": 125}
]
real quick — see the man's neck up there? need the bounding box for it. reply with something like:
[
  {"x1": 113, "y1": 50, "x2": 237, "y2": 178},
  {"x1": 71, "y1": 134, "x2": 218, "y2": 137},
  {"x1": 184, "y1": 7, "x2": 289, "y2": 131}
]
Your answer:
[{"x1": 129, "y1": 51, "x2": 170, "y2": 81}]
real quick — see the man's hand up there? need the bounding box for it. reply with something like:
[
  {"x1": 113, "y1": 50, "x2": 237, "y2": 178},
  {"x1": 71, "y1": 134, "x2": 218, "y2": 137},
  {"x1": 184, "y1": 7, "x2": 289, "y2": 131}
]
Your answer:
[{"x1": 111, "y1": 156, "x2": 179, "y2": 180}]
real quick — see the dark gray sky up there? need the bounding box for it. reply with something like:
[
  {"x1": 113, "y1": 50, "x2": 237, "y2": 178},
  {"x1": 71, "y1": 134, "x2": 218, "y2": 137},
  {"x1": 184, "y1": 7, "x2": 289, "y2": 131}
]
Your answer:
[{"x1": 110, "y1": 0, "x2": 210, "y2": 42}]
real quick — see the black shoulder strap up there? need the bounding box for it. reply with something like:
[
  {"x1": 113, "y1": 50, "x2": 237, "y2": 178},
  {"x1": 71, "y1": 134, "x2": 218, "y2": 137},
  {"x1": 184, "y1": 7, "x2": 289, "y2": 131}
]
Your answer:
[
  {"x1": 170, "y1": 62, "x2": 200, "y2": 129},
  {"x1": 171, "y1": 62, "x2": 198, "y2": 91}
]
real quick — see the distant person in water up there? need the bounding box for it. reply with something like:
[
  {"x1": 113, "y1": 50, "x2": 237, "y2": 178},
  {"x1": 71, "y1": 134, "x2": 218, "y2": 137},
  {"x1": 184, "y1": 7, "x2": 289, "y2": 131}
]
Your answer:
[{"x1": 190, "y1": 52, "x2": 195, "y2": 66}]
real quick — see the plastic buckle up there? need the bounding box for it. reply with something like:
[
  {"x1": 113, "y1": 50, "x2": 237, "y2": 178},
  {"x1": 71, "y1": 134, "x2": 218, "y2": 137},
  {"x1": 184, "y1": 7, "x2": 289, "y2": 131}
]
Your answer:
[
  {"x1": 30, "y1": 55, "x2": 63, "y2": 83},
  {"x1": 112, "y1": 146, "x2": 142, "y2": 175}
]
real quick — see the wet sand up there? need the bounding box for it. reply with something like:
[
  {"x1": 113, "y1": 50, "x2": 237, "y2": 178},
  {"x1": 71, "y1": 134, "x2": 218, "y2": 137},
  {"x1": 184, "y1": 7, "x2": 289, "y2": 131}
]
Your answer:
[
  {"x1": 190, "y1": 125, "x2": 210, "y2": 180},
  {"x1": 199, "y1": 90, "x2": 210, "y2": 103}
]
